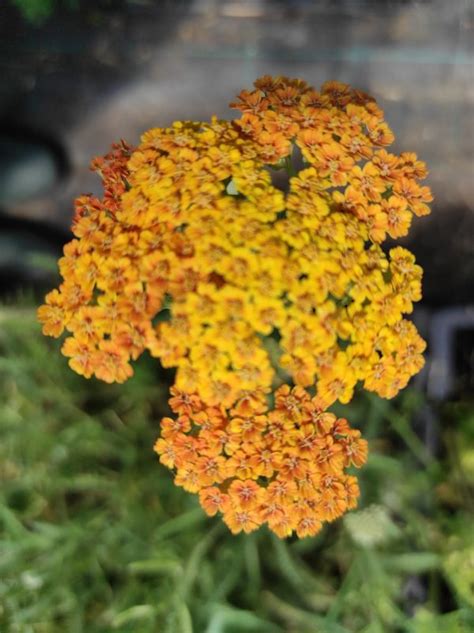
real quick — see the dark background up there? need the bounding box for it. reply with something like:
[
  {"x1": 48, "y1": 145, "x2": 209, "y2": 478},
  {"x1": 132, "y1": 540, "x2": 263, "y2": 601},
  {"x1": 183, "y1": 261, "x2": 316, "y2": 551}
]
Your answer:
[{"x1": 0, "y1": 0, "x2": 473, "y2": 305}]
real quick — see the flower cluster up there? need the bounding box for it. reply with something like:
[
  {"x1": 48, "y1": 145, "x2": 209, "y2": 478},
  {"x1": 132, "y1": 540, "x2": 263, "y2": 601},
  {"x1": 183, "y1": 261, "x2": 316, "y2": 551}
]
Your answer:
[
  {"x1": 38, "y1": 76, "x2": 431, "y2": 537},
  {"x1": 155, "y1": 385, "x2": 367, "y2": 537}
]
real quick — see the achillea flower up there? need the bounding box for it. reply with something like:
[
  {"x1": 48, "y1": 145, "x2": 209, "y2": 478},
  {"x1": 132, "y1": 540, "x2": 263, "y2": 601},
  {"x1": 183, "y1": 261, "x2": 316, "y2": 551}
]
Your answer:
[
  {"x1": 154, "y1": 385, "x2": 367, "y2": 537},
  {"x1": 38, "y1": 76, "x2": 432, "y2": 537}
]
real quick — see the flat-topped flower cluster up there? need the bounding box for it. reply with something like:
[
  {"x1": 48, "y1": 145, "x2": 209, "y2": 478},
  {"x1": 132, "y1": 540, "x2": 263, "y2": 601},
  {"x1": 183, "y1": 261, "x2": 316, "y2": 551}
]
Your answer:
[
  {"x1": 38, "y1": 76, "x2": 432, "y2": 537},
  {"x1": 156, "y1": 385, "x2": 367, "y2": 537}
]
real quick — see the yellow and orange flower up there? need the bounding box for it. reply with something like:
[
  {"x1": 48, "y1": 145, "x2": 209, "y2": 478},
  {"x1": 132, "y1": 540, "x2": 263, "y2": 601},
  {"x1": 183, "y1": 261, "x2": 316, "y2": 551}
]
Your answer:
[
  {"x1": 155, "y1": 385, "x2": 368, "y2": 537},
  {"x1": 38, "y1": 76, "x2": 432, "y2": 538}
]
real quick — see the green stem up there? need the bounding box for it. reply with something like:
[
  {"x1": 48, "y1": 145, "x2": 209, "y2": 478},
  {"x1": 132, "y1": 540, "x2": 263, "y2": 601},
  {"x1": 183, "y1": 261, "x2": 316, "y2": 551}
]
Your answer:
[{"x1": 284, "y1": 155, "x2": 297, "y2": 178}]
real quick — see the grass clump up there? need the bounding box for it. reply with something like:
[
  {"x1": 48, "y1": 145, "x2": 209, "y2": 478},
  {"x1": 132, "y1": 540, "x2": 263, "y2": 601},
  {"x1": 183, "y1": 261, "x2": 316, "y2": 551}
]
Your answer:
[{"x1": 0, "y1": 307, "x2": 473, "y2": 632}]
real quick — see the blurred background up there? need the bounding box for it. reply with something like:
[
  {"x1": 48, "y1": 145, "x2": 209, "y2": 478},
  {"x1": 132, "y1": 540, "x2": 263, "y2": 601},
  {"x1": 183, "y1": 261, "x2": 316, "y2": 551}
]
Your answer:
[{"x1": 0, "y1": 1, "x2": 473, "y2": 632}]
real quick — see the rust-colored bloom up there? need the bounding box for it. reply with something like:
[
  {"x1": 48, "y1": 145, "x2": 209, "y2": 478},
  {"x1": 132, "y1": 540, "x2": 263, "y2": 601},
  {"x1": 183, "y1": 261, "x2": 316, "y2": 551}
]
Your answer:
[{"x1": 155, "y1": 386, "x2": 368, "y2": 537}]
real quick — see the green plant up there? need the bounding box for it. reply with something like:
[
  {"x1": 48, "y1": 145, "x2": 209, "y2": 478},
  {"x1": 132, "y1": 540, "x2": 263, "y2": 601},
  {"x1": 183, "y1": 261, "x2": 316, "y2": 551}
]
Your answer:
[{"x1": 1, "y1": 305, "x2": 472, "y2": 632}]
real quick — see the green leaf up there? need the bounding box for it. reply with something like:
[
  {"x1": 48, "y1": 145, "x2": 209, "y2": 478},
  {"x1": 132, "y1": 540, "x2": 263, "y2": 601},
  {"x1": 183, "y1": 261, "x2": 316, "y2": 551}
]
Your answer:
[
  {"x1": 112, "y1": 604, "x2": 155, "y2": 628},
  {"x1": 206, "y1": 604, "x2": 282, "y2": 633},
  {"x1": 128, "y1": 557, "x2": 183, "y2": 577},
  {"x1": 154, "y1": 508, "x2": 207, "y2": 541},
  {"x1": 383, "y1": 552, "x2": 440, "y2": 574}
]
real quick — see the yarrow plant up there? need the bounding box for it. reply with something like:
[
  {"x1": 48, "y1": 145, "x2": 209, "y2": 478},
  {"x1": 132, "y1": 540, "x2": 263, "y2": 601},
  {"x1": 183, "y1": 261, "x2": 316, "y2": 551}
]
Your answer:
[{"x1": 38, "y1": 76, "x2": 432, "y2": 538}]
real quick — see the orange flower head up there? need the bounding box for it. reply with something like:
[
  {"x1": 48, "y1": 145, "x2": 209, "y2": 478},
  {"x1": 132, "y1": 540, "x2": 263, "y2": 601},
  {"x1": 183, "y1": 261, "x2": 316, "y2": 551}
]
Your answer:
[{"x1": 38, "y1": 76, "x2": 432, "y2": 538}]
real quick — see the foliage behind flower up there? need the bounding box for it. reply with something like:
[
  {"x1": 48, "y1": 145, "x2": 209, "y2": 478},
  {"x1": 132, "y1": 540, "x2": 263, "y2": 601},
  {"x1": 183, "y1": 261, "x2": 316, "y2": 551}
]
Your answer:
[{"x1": 38, "y1": 76, "x2": 432, "y2": 537}]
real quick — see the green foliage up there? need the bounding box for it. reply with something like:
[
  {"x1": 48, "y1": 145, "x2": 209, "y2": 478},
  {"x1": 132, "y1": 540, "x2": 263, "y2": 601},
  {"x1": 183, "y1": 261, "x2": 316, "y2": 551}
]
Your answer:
[
  {"x1": 9, "y1": 0, "x2": 164, "y2": 24},
  {"x1": 11, "y1": 0, "x2": 54, "y2": 23},
  {"x1": 10, "y1": 0, "x2": 78, "y2": 23},
  {"x1": 0, "y1": 307, "x2": 473, "y2": 632}
]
